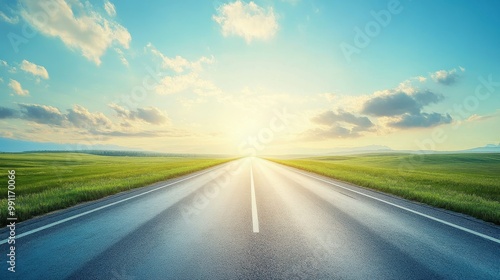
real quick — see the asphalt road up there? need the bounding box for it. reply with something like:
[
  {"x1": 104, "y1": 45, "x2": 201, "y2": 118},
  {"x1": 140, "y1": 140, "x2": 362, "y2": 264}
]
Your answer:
[{"x1": 1, "y1": 158, "x2": 499, "y2": 279}]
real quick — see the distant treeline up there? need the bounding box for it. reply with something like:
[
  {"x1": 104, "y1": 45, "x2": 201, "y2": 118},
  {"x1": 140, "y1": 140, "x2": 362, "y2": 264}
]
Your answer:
[{"x1": 0, "y1": 150, "x2": 231, "y2": 158}]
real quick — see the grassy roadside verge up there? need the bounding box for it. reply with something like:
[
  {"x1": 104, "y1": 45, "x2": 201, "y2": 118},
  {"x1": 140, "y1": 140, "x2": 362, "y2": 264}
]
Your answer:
[
  {"x1": 0, "y1": 153, "x2": 234, "y2": 227},
  {"x1": 268, "y1": 153, "x2": 500, "y2": 225}
]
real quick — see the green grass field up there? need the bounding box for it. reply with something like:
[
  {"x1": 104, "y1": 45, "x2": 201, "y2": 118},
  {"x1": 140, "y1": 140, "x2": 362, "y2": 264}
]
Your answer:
[
  {"x1": 0, "y1": 153, "x2": 233, "y2": 227},
  {"x1": 269, "y1": 153, "x2": 500, "y2": 225}
]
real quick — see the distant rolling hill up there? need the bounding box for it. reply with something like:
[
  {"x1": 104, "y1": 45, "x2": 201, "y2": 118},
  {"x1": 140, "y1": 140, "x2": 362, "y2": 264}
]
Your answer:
[{"x1": 462, "y1": 144, "x2": 500, "y2": 153}]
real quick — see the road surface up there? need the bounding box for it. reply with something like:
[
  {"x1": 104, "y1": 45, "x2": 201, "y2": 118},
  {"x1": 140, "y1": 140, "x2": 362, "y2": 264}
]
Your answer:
[{"x1": 1, "y1": 158, "x2": 499, "y2": 279}]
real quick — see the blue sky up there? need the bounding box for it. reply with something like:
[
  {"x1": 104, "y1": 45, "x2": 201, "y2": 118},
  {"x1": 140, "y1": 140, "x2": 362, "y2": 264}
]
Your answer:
[{"x1": 0, "y1": 0, "x2": 499, "y2": 154}]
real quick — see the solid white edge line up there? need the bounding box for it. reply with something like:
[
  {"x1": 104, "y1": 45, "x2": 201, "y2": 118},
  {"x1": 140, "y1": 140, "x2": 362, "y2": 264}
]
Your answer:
[
  {"x1": 250, "y1": 165, "x2": 259, "y2": 233},
  {"x1": 284, "y1": 166, "x2": 500, "y2": 245},
  {"x1": 0, "y1": 166, "x2": 223, "y2": 245}
]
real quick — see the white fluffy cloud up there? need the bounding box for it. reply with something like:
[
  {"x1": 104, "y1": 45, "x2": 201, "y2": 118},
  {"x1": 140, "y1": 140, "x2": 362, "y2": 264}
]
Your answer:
[
  {"x1": 213, "y1": 1, "x2": 278, "y2": 43},
  {"x1": 145, "y1": 43, "x2": 220, "y2": 96},
  {"x1": 307, "y1": 110, "x2": 374, "y2": 139},
  {"x1": 431, "y1": 67, "x2": 465, "y2": 85},
  {"x1": 154, "y1": 72, "x2": 220, "y2": 96},
  {"x1": 20, "y1": 0, "x2": 131, "y2": 65},
  {"x1": 0, "y1": 60, "x2": 17, "y2": 73},
  {"x1": 416, "y1": 76, "x2": 427, "y2": 82},
  {"x1": 146, "y1": 43, "x2": 214, "y2": 73},
  {"x1": 18, "y1": 103, "x2": 65, "y2": 125},
  {"x1": 0, "y1": 103, "x2": 183, "y2": 141},
  {"x1": 155, "y1": 73, "x2": 198, "y2": 95},
  {"x1": 0, "y1": 11, "x2": 19, "y2": 24},
  {"x1": 66, "y1": 105, "x2": 113, "y2": 129},
  {"x1": 114, "y1": 48, "x2": 129, "y2": 66},
  {"x1": 108, "y1": 104, "x2": 170, "y2": 125},
  {"x1": 8, "y1": 79, "x2": 29, "y2": 96},
  {"x1": 104, "y1": 0, "x2": 116, "y2": 17},
  {"x1": 15, "y1": 103, "x2": 114, "y2": 129},
  {"x1": 20, "y1": 60, "x2": 49, "y2": 79}
]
